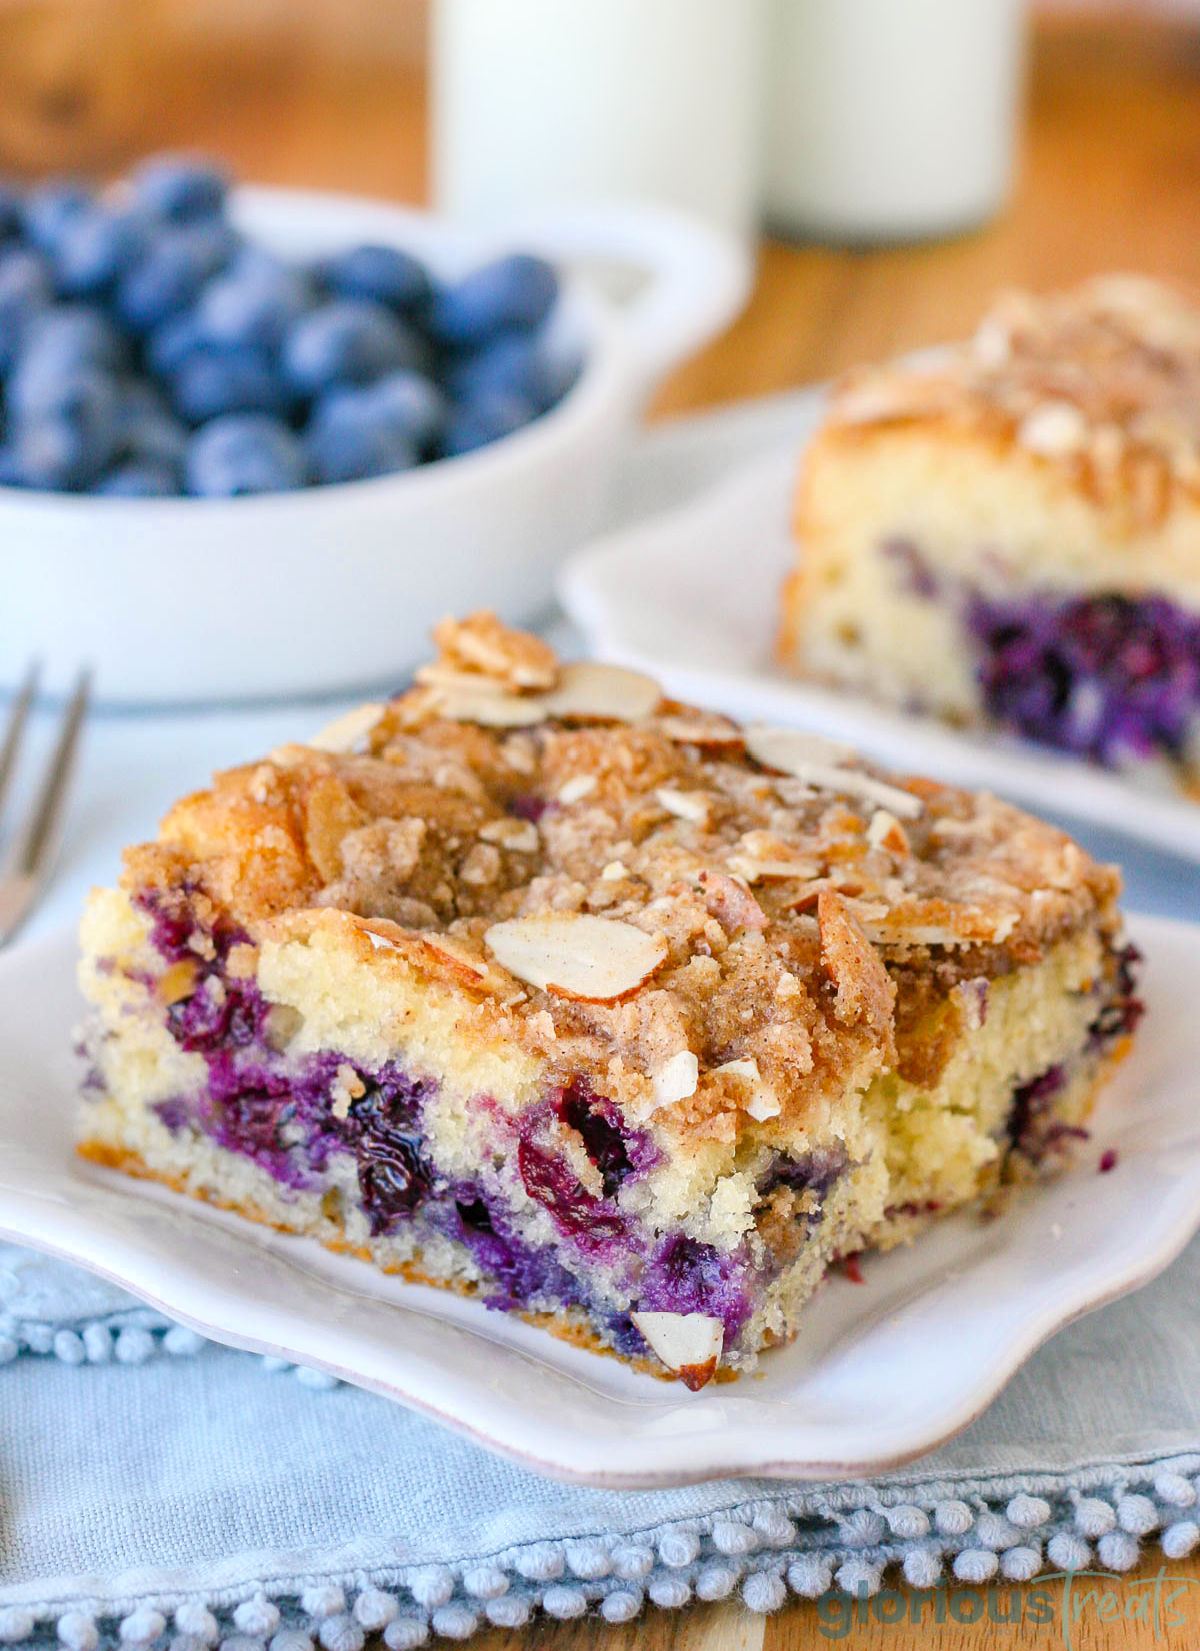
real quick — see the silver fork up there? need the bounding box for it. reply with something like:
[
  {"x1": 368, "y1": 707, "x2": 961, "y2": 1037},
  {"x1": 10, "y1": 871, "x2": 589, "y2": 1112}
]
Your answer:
[{"x1": 0, "y1": 663, "x2": 91, "y2": 948}]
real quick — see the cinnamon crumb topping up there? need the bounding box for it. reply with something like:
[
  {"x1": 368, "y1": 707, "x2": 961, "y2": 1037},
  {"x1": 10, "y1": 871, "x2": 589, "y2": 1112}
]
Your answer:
[
  {"x1": 825, "y1": 274, "x2": 1200, "y2": 526},
  {"x1": 123, "y1": 621, "x2": 1123, "y2": 1140}
]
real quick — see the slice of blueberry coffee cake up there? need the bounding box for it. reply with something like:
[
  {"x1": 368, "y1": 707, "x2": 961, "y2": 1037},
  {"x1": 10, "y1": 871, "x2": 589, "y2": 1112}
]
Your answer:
[
  {"x1": 781, "y1": 276, "x2": 1200, "y2": 794},
  {"x1": 77, "y1": 614, "x2": 1141, "y2": 1387}
]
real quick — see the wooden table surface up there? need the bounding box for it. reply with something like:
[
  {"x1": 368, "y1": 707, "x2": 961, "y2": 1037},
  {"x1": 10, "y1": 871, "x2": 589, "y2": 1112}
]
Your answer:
[{"x1": 6, "y1": 8, "x2": 1200, "y2": 1647}]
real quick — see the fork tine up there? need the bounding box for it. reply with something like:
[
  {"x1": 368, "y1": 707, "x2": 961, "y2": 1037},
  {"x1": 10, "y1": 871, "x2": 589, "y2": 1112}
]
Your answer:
[
  {"x1": 0, "y1": 661, "x2": 40, "y2": 830},
  {"x1": 7, "y1": 668, "x2": 91, "y2": 882}
]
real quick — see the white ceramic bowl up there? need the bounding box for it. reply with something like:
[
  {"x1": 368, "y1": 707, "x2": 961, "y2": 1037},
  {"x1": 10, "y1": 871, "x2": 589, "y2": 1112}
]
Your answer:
[{"x1": 3, "y1": 187, "x2": 749, "y2": 705}]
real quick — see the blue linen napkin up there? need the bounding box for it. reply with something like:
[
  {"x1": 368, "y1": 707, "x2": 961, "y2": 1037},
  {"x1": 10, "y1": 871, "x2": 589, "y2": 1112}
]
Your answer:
[{"x1": 5, "y1": 1233, "x2": 1200, "y2": 1650}]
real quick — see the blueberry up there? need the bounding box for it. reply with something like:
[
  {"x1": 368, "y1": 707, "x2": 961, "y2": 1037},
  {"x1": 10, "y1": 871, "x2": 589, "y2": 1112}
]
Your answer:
[
  {"x1": 145, "y1": 310, "x2": 208, "y2": 379},
  {"x1": 116, "y1": 222, "x2": 235, "y2": 333},
  {"x1": 184, "y1": 413, "x2": 306, "y2": 496},
  {"x1": 305, "y1": 415, "x2": 417, "y2": 485},
  {"x1": 115, "y1": 384, "x2": 188, "y2": 472},
  {"x1": 9, "y1": 311, "x2": 125, "y2": 419},
  {"x1": 54, "y1": 203, "x2": 150, "y2": 296},
  {"x1": 444, "y1": 331, "x2": 579, "y2": 414},
  {"x1": 169, "y1": 346, "x2": 289, "y2": 424},
  {"x1": 11, "y1": 388, "x2": 119, "y2": 490},
  {"x1": 311, "y1": 369, "x2": 445, "y2": 451},
  {"x1": 440, "y1": 390, "x2": 534, "y2": 458},
  {"x1": 428, "y1": 254, "x2": 558, "y2": 349},
  {"x1": 132, "y1": 155, "x2": 228, "y2": 223},
  {"x1": 364, "y1": 370, "x2": 446, "y2": 446},
  {"x1": 315, "y1": 243, "x2": 432, "y2": 313},
  {"x1": 281, "y1": 299, "x2": 424, "y2": 395},
  {"x1": 7, "y1": 350, "x2": 120, "y2": 440},
  {"x1": 194, "y1": 251, "x2": 313, "y2": 351},
  {"x1": 13, "y1": 302, "x2": 125, "y2": 387},
  {"x1": 95, "y1": 459, "x2": 180, "y2": 497},
  {"x1": 0, "y1": 445, "x2": 23, "y2": 486},
  {"x1": 0, "y1": 249, "x2": 51, "y2": 372},
  {"x1": 304, "y1": 370, "x2": 444, "y2": 483},
  {"x1": 304, "y1": 383, "x2": 421, "y2": 484},
  {"x1": 21, "y1": 181, "x2": 92, "y2": 256}
]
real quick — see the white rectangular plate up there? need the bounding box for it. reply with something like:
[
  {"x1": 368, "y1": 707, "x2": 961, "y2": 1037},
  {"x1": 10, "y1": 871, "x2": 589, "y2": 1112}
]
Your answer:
[
  {"x1": 559, "y1": 438, "x2": 1200, "y2": 863},
  {"x1": 1, "y1": 918, "x2": 1198, "y2": 1487}
]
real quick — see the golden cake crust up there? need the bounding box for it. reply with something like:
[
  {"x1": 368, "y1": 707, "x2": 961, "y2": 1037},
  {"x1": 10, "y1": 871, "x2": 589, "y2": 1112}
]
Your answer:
[
  {"x1": 806, "y1": 275, "x2": 1200, "y2": 535},
  {"x1": 118, "y1": 616, "x2": 1122, "y2": 1155}
]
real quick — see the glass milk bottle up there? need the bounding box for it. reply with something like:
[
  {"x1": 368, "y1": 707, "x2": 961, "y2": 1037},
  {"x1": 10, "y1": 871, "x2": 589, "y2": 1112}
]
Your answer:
[
  {"x1": 765, "y1": 0, "x2": 1027, "y2": 242},
  {"x1": 432, "y1": 0, "x2": 767, "y2": 242}
]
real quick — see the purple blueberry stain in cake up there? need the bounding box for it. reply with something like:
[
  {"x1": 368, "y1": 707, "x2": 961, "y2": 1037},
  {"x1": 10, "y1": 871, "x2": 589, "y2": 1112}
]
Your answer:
[
  {"x1": 872, "y1": 554, "x2": 1200, "y2": 774},
  {"x1": 151, "y1": 1098, "x2": 191, "y2": 1133},
  {"x1": 881, "y1": 536, "x2": 939, "y2": 600},
  {"x1": 515, "y1": 1133, "x2": 625, "y2": 1251},
  {"x1": 340, "y1": 1066, "x2": 438, "y2": 1234},
  {"x1": 1088, "y1": 942, "x2": 1144, "y2": 1050},
  {"x1": 508, "y1": 793, "x2": 548, "y2": 823},
  {"x1": 166, "y1": 970, "x2": 269, "y2": 1053},
  {"x1": 1007, "y1": 1062, "x2": 1067, "y2": 1158},
  {"x1": 966, "y1": 589, "x2": 1200, "y2": 768},
  {"x1": 445, "y1": 1190, "x2": 583, "y2": 1312},
  {"x1": 125, "y1": 894, "x2": 843, "y2": 1360},
  {"x1": 757, "y1": 1144, "x2": 847, "y2": 1211},
  {"x1": 512, "y1": 1081, "x2": 659, "y2": 1252},
  {"x1": 638, "y1": 1232, "x2": 754, "y2": 1343},
  {"x1": 555, "y1": 1077, "x2": 659, "y2": 1194}
]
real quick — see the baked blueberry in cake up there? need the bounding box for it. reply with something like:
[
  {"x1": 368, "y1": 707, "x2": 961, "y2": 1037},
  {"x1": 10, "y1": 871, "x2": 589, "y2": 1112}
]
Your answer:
[
  {"x1": 77, "y1": 614, "x2": 1140, "y2": 1386},
  {"x1": 781, "y1": 276, "x2": 1200, "y2": 794}
]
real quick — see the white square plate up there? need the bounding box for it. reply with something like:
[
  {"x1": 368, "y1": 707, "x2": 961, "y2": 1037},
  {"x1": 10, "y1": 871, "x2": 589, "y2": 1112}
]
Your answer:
[
  {"x1": 559, "y1": 439, "x2": 1200, "y2": 863},
  {"x1": 0, "y1": 917, "x2": 1198, "y2": 1487}
]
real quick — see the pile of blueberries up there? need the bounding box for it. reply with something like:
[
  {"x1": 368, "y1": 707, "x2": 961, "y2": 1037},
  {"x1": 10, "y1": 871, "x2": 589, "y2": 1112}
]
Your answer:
[{"x1": 0, "y1": 154, "x2": 577, "y2": 497}]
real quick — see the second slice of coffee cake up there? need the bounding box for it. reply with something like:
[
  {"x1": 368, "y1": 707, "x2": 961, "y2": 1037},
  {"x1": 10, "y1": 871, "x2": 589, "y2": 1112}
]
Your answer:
[{"x1": 782, "y1": 276, "x2": 1200, "y2": 792}]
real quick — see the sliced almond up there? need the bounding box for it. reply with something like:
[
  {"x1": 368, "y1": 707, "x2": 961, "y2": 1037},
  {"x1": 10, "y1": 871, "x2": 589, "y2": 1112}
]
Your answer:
[
  {"x1": 360, "y1": 924, "x2": 492, "y2": 988},
  {"x1": 558, "y1": 774, "x2": 598, "y2": 804},
  {"x1": 726, "y1": 831, "x2": 821, "y2": 885},
  {"x1": 484, "y1": 914, "x2": 667, "y2": 1002},
  {"x1": 433, "y1": 687, "x2": 548, "y2": 728},
  {"x1": 308, "y1": 702, "x2": 385, "y2": 754},
  {"x1": 479, "y1": 817, "x2": 540, "y2": 852},
  {"x1": 715, "y1": 1057, "x2": 780, "y2": 1121},
  {"x1": 654, "y1": 711, "x2": 743, "y2": 748},
  {"x1": 655, "y1": 786, "x2": 709, "y2": 825},
  {"x1": 745, "y1": 726, "x2": 857, "y2": 770},
  {"x1": 652, "y1": 1049, "x2": 699, "y2": 1110},
  {"x1": 630, "y1": 1311, "x2": 724, "y2": 1389},
  {"x1": 428, "y1": 612, "x2": 559, "y2": 690},
  {"x1": 818, "y1": 889, "x2": 896, "y2": 1044},
  {"x1": 728, "y1": 853, "x2": 820, "y2": 884},
  {"x1": 745, "y1": 725, "x2": 923, "y2": 820},
  {"x1": 422, "y1": 661, "x2": 660, "y2": 730},
  {"x1": 699, "y1": 869, "x2": 768, "y2": 933},
  {"x1": 867, "y1": 808, "x2": 911, "y2": 855},
  {"x1": 418, "y1": 933, "x2": 492, "y2": 983},
  {"x1": 1018, "y1": 400, "x2": 1088, "y2": 458},
  {"x1": 362, "y1": 929, "x2": 403, "y2": 954},
  {"x1": 540, "y1": 662, "x2": 661, "y2": 724}
]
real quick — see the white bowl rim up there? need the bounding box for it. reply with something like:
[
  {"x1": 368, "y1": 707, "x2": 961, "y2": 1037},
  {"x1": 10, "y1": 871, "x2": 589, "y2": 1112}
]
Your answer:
[{"x1": 0, "y1": 184, "x2": 637, "y2": 518}]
